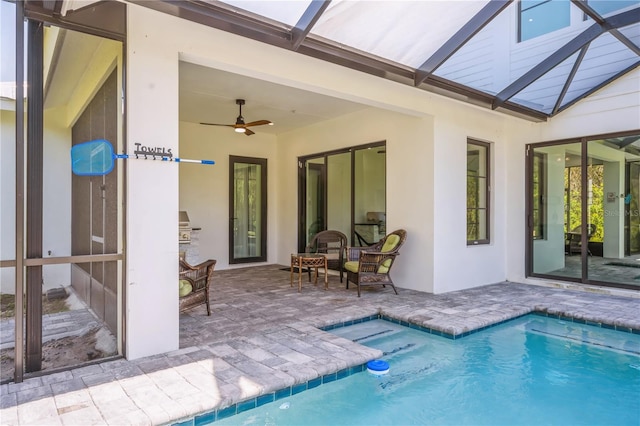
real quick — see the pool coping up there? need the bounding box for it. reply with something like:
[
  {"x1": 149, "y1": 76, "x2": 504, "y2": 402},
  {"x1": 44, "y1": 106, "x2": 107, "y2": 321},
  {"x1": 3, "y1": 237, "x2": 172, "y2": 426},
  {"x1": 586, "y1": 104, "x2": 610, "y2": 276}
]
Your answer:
[{"x1": 174, "y1": 309, "x2": 640, "y2": 425}]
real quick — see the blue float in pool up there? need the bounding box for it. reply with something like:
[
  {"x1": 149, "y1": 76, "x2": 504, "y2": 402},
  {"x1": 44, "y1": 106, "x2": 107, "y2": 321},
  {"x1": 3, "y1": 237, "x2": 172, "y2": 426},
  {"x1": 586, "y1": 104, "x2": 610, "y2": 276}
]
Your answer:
[{"x1": 367, "y1": 359, "x2": 390, "y2": 375}]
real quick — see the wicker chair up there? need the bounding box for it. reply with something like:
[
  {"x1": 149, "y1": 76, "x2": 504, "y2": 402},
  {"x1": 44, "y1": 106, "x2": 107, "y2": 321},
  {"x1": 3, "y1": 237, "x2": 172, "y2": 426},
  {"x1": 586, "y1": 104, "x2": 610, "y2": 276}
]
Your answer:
[
  {"x1": 179, "y1": 259, "x2": 216, "y2": 315},
  {"x1": 344, "y1": 229, "x2": 407, "y2": 297},
  {"x1": 305, "y1": 230, "x2": 348, "y2": 282}
]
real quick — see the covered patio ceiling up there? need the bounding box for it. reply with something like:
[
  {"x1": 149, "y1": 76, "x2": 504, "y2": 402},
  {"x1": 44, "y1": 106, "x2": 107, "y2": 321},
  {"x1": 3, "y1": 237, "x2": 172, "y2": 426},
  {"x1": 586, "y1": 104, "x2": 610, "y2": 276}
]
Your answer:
[{"x1": 127, "y1": 0, "x2": 640, "y2": 121}]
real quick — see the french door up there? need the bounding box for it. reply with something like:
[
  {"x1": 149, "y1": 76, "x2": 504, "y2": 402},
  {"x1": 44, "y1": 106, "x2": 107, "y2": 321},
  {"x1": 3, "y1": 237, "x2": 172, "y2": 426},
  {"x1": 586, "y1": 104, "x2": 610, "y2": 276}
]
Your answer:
[{"x1": 229, "y1": 156, "x2": 267, "y2": 263}]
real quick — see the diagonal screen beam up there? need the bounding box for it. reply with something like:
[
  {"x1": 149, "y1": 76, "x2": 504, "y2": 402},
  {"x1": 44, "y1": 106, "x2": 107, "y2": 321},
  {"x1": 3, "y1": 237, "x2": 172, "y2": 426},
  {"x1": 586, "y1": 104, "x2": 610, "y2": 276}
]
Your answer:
[
  {"x1": 291, "y1": 0, "x2": 331, "y2": 51},
  {"x1": 493, "y1": 8, "x2": 640, "y2": 109},
  {"x1": 415, "y1": 0, "x2": 512, "y2": 86},
  {"x1": 552, "y1": 44, "x2": 589, "y2": 116},
  {"x1": 556, "y1": 59, "x2": 640, "y2": 114},
  {"x1": 571, "y1": 0, "x2": 640, "y2": 55}
]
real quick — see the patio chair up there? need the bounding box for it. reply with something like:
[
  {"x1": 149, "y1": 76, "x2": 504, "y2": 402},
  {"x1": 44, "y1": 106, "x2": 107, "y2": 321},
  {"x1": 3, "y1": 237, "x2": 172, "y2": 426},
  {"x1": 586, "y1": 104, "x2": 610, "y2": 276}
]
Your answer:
[
  {"x1": 566, "y1": 224, "x2": 596, "y2": 256},
  {"x1": 344, "y1": 229, "x2": 407, "y2": 297},
  {"x1": 305, "y1": 230, "x2": 348, "y2": 283},
  {"x1": 179, "y1": 259, "x2": 216, "y2": 315}
]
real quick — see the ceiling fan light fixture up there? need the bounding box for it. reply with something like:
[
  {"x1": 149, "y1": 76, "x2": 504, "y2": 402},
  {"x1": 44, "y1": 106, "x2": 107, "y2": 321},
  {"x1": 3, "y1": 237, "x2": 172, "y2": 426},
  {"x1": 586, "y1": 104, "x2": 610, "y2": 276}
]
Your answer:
[{"x1": 200, "y1": 99, "x2": 271, "y2": 136}]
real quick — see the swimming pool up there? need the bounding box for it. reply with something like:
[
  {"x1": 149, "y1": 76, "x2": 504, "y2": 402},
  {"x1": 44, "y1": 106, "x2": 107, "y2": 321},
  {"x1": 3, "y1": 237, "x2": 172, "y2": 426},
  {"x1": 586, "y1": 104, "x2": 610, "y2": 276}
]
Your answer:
[{"x1": 204, "y1": 314, "x2": 640, "y2": 425}]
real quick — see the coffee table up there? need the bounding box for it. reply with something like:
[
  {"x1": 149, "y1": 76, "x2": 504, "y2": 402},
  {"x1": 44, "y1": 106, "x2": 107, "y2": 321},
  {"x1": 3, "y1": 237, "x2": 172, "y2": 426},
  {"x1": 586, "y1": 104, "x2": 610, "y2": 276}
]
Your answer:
[{"x1": 290, "y1": 253, "x2": 328, "y2": 292}]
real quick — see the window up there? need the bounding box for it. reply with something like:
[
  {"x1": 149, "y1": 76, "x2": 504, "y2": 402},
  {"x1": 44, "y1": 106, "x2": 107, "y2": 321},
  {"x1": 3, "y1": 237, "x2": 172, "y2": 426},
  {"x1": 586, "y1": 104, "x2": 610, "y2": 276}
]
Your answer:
[
  {"x1": 467, "y1": 140, "x2": 490, "y2": 245},
  {"x1": 587, "y1": 0, "x2": 638, "y2": 17},
  {"x1": 519, "y1": 0, "x2": 570, "y2": 42},
  {"x1": 532, "y1": 152, "x2": 546, "y2": 239}
]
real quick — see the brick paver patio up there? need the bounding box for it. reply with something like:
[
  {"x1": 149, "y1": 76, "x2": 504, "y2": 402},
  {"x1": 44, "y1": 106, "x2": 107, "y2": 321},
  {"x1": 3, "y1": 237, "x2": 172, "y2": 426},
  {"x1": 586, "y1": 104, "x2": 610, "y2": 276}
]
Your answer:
[{"x1": 1, "y1": 265, "x2": 639, "y2": 425}]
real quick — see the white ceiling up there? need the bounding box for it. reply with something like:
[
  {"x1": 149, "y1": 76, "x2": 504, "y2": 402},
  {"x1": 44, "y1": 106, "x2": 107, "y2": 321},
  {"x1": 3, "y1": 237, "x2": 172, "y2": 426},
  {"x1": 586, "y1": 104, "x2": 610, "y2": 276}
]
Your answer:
[
  {"x1": 44, "y1": 35, "x2": 369, "y2": 136},
  {"x1": 178, "y1": 62, "x2": 368, "y2": 135}
]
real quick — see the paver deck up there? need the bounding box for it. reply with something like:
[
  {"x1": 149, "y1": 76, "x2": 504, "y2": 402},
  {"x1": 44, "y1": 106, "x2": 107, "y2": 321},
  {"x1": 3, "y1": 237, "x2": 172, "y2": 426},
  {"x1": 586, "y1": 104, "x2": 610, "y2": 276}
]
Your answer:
[{"x1": 1, "y1": 265, "x2": 639, "y2": 425}]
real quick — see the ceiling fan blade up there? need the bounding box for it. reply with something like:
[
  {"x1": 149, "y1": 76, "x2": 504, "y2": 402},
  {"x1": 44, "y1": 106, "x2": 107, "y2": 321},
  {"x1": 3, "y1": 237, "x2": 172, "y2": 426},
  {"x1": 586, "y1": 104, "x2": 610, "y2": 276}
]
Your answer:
[
  {"x1": 244, "y1": 128, "x2": 255, "y2": 136},
  {"x1": 244, "y1": 120, "x2": 272, "y2": 127},
  {"x1": 200, "y1": 123, "x2": 235, "y2": 127}
]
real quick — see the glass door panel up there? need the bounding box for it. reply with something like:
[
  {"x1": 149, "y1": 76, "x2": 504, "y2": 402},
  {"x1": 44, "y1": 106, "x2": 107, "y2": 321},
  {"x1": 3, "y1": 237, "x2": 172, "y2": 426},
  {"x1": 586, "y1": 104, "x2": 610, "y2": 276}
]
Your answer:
[
  {"x1": 354, "y1": 146, "x2": 386, "y2": 246},
  {"x1": 230, "y1": 156, "x2": 267, "y2": 263},
  {"x1": 531, "y1": 143, "x2": 582, "y2": 279},
  {"x1": 298, "y1": 142, "x2": 386, "y2": 250},
  {"x1": 327, "y1": 152, "x2": 352, "y2": 240},
  {"x1": 587, "y1": 136, "x2": 640, "y2": 286},
  {"x1": 306, "y1": 158, "x2": 325, "y2": 246},
  {"x1": 628, "y1": 162, "x2": 640, "y2": 254}
]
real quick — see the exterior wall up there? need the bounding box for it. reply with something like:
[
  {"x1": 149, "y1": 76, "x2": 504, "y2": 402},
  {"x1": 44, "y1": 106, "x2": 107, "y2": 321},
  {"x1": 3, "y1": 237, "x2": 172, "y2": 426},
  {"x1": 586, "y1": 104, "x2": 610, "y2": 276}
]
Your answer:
[
  {"x1": 277, "y1": 108, "x2": 436, "y2": 292},
  {"x1": 0, "y1": 105, "x2": 72, "y2": 294},
  {"x1": 0, "y1": 107, "x2": 17, "y2": 293},
  {"x1": 431, "y1": 103, "x2": 518, "y2": 293},
  {"x1": 178, "y1": 122, "x2": 278, "y2": 268},
  {"x1": 124, "y1": 3, "x2": 638, "y2": 358},
  {"x1": 42, "y1": 107, "x2": 72, "y2": 291}
]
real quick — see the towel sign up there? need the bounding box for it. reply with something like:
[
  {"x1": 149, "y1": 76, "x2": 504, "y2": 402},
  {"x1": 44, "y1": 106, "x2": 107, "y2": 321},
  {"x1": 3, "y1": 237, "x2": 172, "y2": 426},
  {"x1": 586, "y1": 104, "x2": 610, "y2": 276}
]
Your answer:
[{"x1": 71, "y1": 139, "x2": 215, "y2": 176}]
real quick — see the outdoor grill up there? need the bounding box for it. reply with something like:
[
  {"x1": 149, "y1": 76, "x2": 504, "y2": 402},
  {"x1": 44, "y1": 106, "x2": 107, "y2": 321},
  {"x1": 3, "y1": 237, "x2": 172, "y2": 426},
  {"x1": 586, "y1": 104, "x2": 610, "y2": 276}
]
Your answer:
[{"x1": 179, "y1": 211, "x2": 191, "y2": 243}]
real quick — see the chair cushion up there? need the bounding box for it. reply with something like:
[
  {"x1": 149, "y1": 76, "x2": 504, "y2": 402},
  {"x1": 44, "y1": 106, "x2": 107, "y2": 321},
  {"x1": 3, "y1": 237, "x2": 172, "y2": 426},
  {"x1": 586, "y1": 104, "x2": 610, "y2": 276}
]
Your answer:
[
  {"x1": 379, "y1": 234, "x2": 401, "y2": 268},
  {"x1": 381, "y1": 234, "x2": 400, "y2": 252},
  {"x1": 179, "y1": 279, "x2": 193, "y2": 297},
  {"x1": 344, "y1": 261, "x2": 359, "y2": 273},
  {"x1": 344, "y1": 260, "x2": 389, "y2": 274}
]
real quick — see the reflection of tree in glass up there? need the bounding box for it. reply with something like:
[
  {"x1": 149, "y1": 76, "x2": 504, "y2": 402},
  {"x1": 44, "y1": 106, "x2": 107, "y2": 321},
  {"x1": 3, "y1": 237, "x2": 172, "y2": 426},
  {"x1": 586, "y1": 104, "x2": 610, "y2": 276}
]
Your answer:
[
  {"x1": 565, "y1": 165, "x2": 603, "y2": 242},
  {"x1": 467, "y1": 171, "x2": 479, "y2": 240},
  {"x1": 630, "y1": 164, "x2": 640, "y2": 253}
]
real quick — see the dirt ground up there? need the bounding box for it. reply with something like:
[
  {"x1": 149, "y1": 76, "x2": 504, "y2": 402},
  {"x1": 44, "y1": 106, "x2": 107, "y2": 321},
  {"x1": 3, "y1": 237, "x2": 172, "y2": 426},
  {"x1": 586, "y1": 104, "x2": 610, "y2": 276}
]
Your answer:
[{"x1": 0, "y1": 294, "x2": 114, "y2": 381}]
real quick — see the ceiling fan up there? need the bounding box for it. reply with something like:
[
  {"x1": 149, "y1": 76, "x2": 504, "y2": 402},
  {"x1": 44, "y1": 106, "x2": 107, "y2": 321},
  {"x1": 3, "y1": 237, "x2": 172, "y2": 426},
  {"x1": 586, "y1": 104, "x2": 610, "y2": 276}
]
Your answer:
[{"x1": 200, "y1": 99, "x2": 273, "y2": 136}]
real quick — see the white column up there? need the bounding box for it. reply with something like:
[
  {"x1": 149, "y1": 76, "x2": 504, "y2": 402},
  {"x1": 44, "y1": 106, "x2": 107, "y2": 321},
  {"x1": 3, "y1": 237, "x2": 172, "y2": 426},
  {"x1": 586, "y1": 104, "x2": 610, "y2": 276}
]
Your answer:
[{"x1": 125, "y1": 6, "x2": 180, "y2": 359}]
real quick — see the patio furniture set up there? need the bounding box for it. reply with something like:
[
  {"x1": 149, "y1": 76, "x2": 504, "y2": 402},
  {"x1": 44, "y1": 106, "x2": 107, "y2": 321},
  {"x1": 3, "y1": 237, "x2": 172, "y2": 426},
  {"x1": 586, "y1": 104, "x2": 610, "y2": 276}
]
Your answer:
[{"x1": 179, "y1": 229, "x2": 407, "y2": 315}]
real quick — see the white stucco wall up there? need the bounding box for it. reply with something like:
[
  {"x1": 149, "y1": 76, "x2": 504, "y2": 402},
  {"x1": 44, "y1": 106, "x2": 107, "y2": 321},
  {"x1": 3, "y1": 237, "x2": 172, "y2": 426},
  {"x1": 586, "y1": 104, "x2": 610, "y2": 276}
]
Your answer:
[
  {"x1": 42, "y1": 107, "x2": 72, "y2": 291},
  {"x1": 178, "y1": 122, "x2": 278, "y2": 268},
  {"x1": 0, "y1": 107, "x2": 17, "y2": 293},
  {"x1": 0, "y1": 105, "x2": 72, "y2": 294},
  {"x1": 431, "y1": 103, "x2": 517, "y2": 293}
]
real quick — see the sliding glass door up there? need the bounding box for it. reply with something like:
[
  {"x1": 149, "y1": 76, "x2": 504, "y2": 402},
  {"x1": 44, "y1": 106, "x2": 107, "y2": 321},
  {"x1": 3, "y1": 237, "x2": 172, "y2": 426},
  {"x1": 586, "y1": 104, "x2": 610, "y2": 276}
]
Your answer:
[
  {"x1": 528, "y1": 132, "x2": 640, "y2": 290},
  {"x1": 298, "y1": 142, "x2": 385, "y2": 251}
]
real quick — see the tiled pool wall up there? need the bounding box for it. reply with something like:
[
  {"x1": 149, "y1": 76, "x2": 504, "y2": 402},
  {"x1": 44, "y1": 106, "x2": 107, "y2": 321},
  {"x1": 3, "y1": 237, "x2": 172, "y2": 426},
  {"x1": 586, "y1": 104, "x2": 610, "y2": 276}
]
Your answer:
[
  {"x1": 172, "y1": 311, "x2": 640, "y2": 425},
  {"x1": 172, "y1": 363, "x2": 367, "y2": 426},
  {"x1": 322, "y1": 311, "x2": 640, "y2": 338}
]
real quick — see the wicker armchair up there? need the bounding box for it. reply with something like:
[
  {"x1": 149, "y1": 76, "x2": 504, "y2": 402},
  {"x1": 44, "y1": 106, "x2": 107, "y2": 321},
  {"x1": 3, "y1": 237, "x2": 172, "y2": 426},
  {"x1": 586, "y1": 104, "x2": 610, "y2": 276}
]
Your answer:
[
  {"x1": 305, "y1": 230, "x2": 348, "y2": 283},
  {"x1": 344, "y1": 229, "x2": 406, "y2": 297},
  {"x1": 179, "y1": 259, "x2": 216, "y2": 315}
]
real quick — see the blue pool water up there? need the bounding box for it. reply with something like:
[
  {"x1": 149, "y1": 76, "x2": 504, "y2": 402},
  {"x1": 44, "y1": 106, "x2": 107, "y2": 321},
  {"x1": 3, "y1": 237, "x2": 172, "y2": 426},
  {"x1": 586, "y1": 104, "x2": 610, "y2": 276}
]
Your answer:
[{"x1": 212, "y1": 315, "x2": 640, "y2": 425}]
